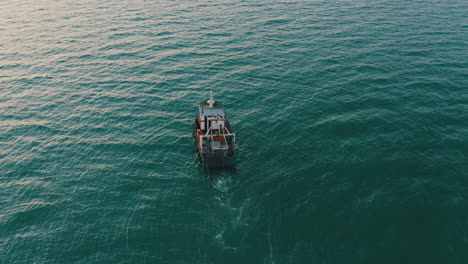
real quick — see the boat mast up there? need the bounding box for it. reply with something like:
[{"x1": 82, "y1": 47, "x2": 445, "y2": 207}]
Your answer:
[{"x1": 207, "y1": 91, "x2": 215, "y2": 108}]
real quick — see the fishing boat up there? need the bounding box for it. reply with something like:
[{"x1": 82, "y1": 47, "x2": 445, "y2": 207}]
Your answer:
[{"x1": 193, "y1": 93, "x2": 236, "y2": 168}]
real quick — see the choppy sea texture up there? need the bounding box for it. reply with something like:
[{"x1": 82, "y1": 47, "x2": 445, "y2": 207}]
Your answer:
[{"x1": 1, "y1": 0, "x2": 467, "y2": 263}]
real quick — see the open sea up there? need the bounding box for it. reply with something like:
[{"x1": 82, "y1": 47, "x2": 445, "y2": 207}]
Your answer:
[{"x1": 1, "y1": 0, "x2": 467, "y2": 263}]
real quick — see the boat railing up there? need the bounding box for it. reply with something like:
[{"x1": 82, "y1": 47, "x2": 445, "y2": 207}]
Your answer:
[{"x1": 199, "y1": 133, "x2": 236, "y2": 153}]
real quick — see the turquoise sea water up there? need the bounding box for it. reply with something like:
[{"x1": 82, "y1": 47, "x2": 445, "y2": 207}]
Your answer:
[{"x1": 1, "y1": 0, "x2": 467, "y2": 263}]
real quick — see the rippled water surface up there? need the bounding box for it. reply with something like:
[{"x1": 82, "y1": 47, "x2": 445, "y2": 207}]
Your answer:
[{"x1": 1, "y1": 0, "x2": 467, "y2": 263}]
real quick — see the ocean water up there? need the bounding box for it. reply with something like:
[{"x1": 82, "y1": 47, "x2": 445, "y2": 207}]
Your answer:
[{"x1": 1, "y1": 0, "x2": 467, "y2": 263}]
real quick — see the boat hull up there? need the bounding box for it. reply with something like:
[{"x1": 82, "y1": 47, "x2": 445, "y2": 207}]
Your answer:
[
  {"x1": 193, "y1": 121, "x2": 236, "y2": 169},
  {"x1": 200, "y1": 153, "x2": 236, "y2": 169}
]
